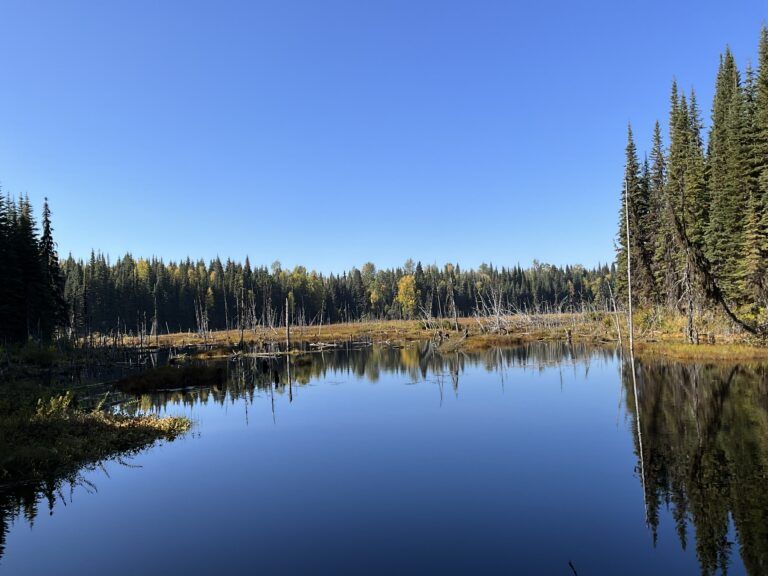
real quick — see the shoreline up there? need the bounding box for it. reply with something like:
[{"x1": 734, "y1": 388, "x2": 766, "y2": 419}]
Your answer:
[
  {"x1": 114, "y1": 313, "x2": 768, "y2": 362},
  {"x1": 3, "y1": 312, "x2": 766, "y2": 490}
]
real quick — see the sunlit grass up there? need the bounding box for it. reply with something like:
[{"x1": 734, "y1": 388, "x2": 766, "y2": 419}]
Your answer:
[{"x1": 0, "y1": 384, "x2": 190, "y2": 488}]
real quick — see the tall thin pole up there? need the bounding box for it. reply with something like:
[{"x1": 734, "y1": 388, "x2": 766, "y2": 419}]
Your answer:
[
  {"x1": 285, "y1": 296, "x2": 292, "y2": 401},
  {"x1": 285, "y1": 297, "x2": 290, "y2": 351},
  {"x1": 624, "y1": 176, "x2": 634, "y2": 352},
  {"x1": 625, "y1": 175, "x2": 648, "y2": 525}
]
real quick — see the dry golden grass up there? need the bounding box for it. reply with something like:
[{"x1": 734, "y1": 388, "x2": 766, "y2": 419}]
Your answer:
[
  {"x1": 634, "y1": 341, "x2": 768, "y2": 362},
  {"x1": 143, "y1": 320, "x2": 429, "y2": 349},
  {"x1": 121, "y1": 310, "x2": 768, "y2": 360},
  {"x1": 132, "y1": 313, "x2": 614, "y2": 356}
]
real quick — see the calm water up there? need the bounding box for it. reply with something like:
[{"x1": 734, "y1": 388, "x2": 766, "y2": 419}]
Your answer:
[{"x1": 2, "y1": 343, "x2": 767, "y2": 575}]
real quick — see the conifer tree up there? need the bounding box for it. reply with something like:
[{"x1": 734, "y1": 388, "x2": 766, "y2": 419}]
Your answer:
[
  {"x1": 16, "y1": 198, "x2": 47, "y2": 339},
  {"x1": 666, "y1": 88, "x2": 700, "y2": 331},
  {"x1": 0, "y1": 194, "x2": 10, "y2": 341},
  {"x1": 617, "y1": 28, "x2": 768, "y2": 331},
  {"x1": 616, "y1": 125, "x2": 654, "y2": 304},
  {"x1": 39, "y1": 198, "x2": 67, "y2": 338},
  {"x1": 686, "y1": 90, "x2": 708, "y2": 246},
  {"x1": 756, "y1": 26, "x2": 768, "y2": 201},
  {"x1": 706, "y1": 49, "x2": 741, "y2": 281},
  {"x1": 745, "y1": 27, "x2": 768, "y2": 307},
  {"x1": 648, "y1": 120, "x2": 673, "y2": 305},
  {"x1": 721, "y1": 72, "x2": 751, "y2": 299},
  {"x1": 735, "y1": 62, "x2": 766, "y2": 305}
]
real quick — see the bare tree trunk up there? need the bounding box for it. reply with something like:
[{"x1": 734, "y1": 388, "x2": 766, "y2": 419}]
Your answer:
[
  {"x1": 685, "y1": 261, "x2": 697, "y2": 344},
  {"x1": 239, "y1": 285, "x2": 245, "y2": 348},
  {"x1": 449, "y1": 279, "x2": 459, "y2": 332},
  {"x1": 607, "y1": 281, "x2": 623, "y2": 348},
  {"x1": 285, "y1": 297, "x2": 291, "y2": 351},
  {"x1": 224, "y1": 292, "x2": 229, "y2": 333},
  {"x1": 317, "y1": 300, "x2": 324, "y2": 338}
]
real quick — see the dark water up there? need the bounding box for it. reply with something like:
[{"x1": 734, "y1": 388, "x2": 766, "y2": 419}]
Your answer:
[{"x1": 2, "y1": 343, "x2": 767, "y2": 575}]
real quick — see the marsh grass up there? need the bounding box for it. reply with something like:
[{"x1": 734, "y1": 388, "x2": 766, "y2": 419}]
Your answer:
[
  {"x1": 63, "y1": 309, "x2": 768, "y2": 365},
  {"x1": 0, "y1": 380, "x2": 190, "y2": 489},
  {"x1": 634, "y1": 341, "x2": 768, "y2": 362}
]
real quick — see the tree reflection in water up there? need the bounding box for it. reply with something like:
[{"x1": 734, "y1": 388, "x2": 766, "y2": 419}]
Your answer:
[
  {"x1": 2, "y1": 343, "x2": 767, "y2": 575},
  {"x1": 625, "y1": 358, "x2": 768, "y2": 575}
]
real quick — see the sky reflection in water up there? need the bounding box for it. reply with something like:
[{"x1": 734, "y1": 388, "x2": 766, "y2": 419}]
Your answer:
[{"x1": 2, "y1": 343, "x2": 766, "y2": 576}]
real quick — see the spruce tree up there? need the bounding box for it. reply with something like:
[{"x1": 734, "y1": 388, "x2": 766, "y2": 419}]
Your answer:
[
  {"x1": 39, "y1": 198, "x2": 67, "y2": 338},
  {"x1": 706, "y1": 49, "x2": 740, "y2": 281},
  {"x1": 620, "y1": 29, "x2": 768, "y2": 326},
  {"x1": 648, "y1": 120, "x2": 673, "y2": 305},
  {"x1": 736, "y1": 62, "x2": 766, "y2": 305},
  {"x1": 686, "y1": 90, "x2": 708, "y2": 246},
  {"x1": 0, "y1": 194, "x2": 9, "y2": 341},
  {"x1": 667, "y1": 91, "x2": 690, "y2": 224},
  {"x1": 720, "y1": 72, "x2": 751, "y2": 300},
  {"x1": 754, "y1": 26, "x2": 768, "y2": 304},
  {"x1": 12, "y1": 197, "x2": 46, "y2": 340},
  {"x1": 756, "y1": 26, "x2": 768, "y2": 198},
  {"x1": 636, "y1": 155, "x2": 656, "y2": 301},
  {"x1": 2, "y1": 197, "x2": 24, "y2": 341},
  {"x1": 616, "y1": 124, "x2": 654, "y2": 304}
]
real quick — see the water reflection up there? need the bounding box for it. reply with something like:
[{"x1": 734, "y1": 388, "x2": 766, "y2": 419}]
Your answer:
[
  {"x1": 2, "y1": 343, "x2": 768, "y2": 575},
  {"x1": 111, "y1": 342, "x2": 614, "y2": 416},
  {"x1": 625, "y1": 359, "x2": 768, "y2": 576},
  {"x1": 1, "y1": 462, "x2": 113, "y2": 564}
]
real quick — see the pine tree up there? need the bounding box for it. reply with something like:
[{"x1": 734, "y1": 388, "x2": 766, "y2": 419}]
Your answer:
[
  {"x1": 686, "y1": 90, "x2": 709, "y2": 246},
  {"x1": 11, "y1": 197, "x2": 46, "y2": 340},
  {"x1": 616, "y1": 124, "x2": 654, "y2": 304},
  {"x1": 735, "y1": 62, "x2": 766, "y2": 305},
  {"x1": 754, "y1": 26, "x2": 768, "y2": 169},
  {"x1": 2, "y1": 197, "x2": 24, "y2": 341},
  {"x1": 665, "y1": 88, "x2": 701, "y2": 331},
  {"x1": 720, "y1": 72, "x2": 751, "y2": 300},
  {"x1": 39, "y1": 198, "x2": 67, "y2": 339},
  {"x1": 653, "y1": 83, "x2": 691, "y2": 309},
  {"x1": 648, "y1": 120, "x2": 673, "y2": 305},
  {"x1": 617, "y1": 28, "x2": 768, "y2": 328},
  {"x1": 754, "y1": 26, "x2": 768, "y2": 302},
  {"x1": 63, "y1": 256, "x2": 85, "y2": 338},
  {"x1": 636, "y1": 155, "x2": 656, "y2": 301},
  {"x1": 0, "y1": 194, "x2": 10, "y2": 341},
  {"x1": 667, "y1": 90, "x2": 688, "y2": 217},
  {"x1": 706, "y1": 49, "x2": 741, "y2": 285}
]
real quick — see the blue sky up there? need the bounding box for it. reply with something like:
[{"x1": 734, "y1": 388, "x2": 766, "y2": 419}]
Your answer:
[{"x1": 0, "y1": 1, "x2": 766, "y2": 272}]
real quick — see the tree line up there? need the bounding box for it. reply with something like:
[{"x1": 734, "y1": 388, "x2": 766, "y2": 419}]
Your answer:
[
  {"x1": 1, "y1": 196, "x2": 615, "y2": 344},
  {"x1": 617, "y1": 26, "x2": 768, "y2": 339},
  {"x1": 60, "y1": 253, "x2": 613, "y2": 340}
]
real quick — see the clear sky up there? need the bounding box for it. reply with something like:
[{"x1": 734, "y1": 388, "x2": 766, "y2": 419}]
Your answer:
[{"x1": 0, "y1": 1, "x2": 766, "y2": 272}]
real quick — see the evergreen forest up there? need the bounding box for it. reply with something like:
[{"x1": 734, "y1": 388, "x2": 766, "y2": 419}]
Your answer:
[{"x1": 616, "y1": 26, "x2": 768, "y2": 339}]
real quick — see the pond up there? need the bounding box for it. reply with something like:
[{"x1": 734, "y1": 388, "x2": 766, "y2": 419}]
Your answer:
[{"x1": 1, "y1": 343, "x2": 766, "y2": 575}]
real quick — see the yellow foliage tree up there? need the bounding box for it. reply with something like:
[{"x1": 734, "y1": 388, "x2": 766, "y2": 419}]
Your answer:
[
  {"x1": 396, "y1": 275, "x2": 418, "y2": 319},
  {"x1": 136, "y1": 259, "x2": 150, "y2": 283}
]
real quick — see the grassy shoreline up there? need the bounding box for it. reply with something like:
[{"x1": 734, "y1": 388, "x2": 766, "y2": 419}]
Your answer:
[
  {"x1": 3, "y1": 310, "x2": 765, "y2": 489},
  {"x1": 0, "y1": 371, "x2": 191, "y2": 492},
  {"x1": 122, "y1": 312, "x2": 768, "y2": 362},
  {"x1": 0, "y1": 399, "x2": 189, "y2": 491}
]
